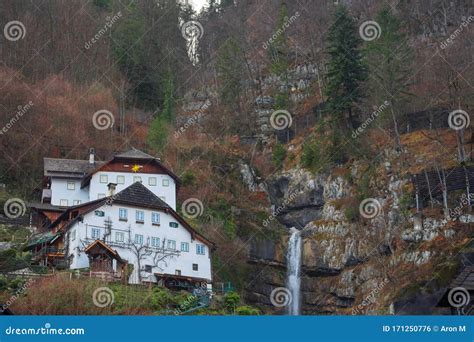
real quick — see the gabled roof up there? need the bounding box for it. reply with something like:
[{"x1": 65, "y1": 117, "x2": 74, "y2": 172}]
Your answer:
[
  {"x1": 44, "y1": 158, "x2": 105, "y2": 177},
  {"x1": 114, "y1": 148, "x2": 156, "y2": 160},
  {"x1": 84, "y1": 239, "x2": 124, "y2": 263},
  {"x1": 80, "y1": 148, "x2": 181, "y2": 188},
  {"x1": 112, "y1": 181, "x2": 170, "y2": 210},
  {"x1": 51, "y1": 182, "x2": 214, "y2": 248}
]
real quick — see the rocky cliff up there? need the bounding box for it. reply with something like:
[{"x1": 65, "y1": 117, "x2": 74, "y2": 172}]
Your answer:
[{"x1": 243, "y1": 149, "x2": 471, "y2": 315}]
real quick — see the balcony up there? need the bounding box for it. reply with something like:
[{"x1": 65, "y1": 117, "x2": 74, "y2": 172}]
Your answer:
[
  {"x1": 33, "y1": 246, "x2": 65, "y2": 258},
  {"x1": 41, "y1": 188, "x2": 52, "y2": 203}
]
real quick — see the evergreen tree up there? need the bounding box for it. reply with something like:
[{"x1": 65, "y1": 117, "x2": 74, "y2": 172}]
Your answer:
[
  {"x1": 324, "y1": 5, "x2": 367, "y2": 129},
  {"x1": 147, "y1": 72, "x2": 175, "y2": 152},
  {"x1": 216, "y1": 37, "x2": 244, "y2": 110},
  {"x1": 268, "y1": 2, "x2": 290, "y2": 77},
  {"x1": 366, "y1": 7, "x2": 413, "y2": 148}
]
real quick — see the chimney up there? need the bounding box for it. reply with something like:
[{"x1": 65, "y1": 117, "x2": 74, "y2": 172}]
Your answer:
[
  {"x1": 89, "y1": 148, "x2": 95, "y2": 164},
  {"x1": 107, "y1": 183, "x2": 117, "y2": 197}
]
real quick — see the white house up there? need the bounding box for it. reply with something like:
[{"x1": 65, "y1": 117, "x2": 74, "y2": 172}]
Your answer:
[
  {"x1": 41, "y1": 148, "x2": 178, "y2": 210},
  {"x1": 28, "y1": 148, "x2": 214, "y2": 289}
]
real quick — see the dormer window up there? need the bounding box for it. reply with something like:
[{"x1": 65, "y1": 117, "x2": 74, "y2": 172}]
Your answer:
[{"x1": 100, "y1": 174, "x2": 108, "y2": 183}]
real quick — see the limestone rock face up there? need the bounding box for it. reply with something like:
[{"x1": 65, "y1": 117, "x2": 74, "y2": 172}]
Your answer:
[{"x1": 244, "y1": 147, "x2": 465, "y2": 315}]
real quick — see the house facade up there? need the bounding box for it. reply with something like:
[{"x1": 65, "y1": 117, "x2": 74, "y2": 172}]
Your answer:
[
  {"x1": 42, "y1": 148, "x2": 178, "y2": 209},
  {"x1": 28, "y1": 148, "x2": 213, "y2": 289}
]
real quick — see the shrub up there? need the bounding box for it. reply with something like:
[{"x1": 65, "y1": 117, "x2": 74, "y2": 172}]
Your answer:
[
  {"x1": 181, "y1": 170, "x2": 196, "y2": 186},
  {"x1": 223, "y1": 291, "x2": 240, "y2": 313},
  {"x1": 235, "y1": 305, "x2": 260, "y2": 315}
]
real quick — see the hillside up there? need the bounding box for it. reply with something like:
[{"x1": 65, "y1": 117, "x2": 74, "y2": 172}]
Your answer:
[{"x1": 0, "y1": 0, "x2": 473, "y2": 315}]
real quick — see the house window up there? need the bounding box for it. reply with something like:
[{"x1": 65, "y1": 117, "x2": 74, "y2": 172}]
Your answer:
[
  {"x1": 169, "y1": 222, "x2": 178, "y2": 228},
  {"x1": 116, "y1": 175, "x2": 125, "y2": 184},
  {"x1": 97, "y1": 193, "x2": 106, "y2": 199},
  {"x1": 133, "y1": 176, "x2": 142, "y2": 183},
  {"x1": 136, "y1": 210, "x2": 144, "y2": 223},
  {"x1": 91, "y1": 228, "x2": 101, "y2": 239},
  {"x1": 60, "y1": 199, "x2": 68, "y2": 206},
  {"x1": 167, "y1": 240, "x2": 176, "y2": 250},
  {"x1": 73, "y1": 200, "x2": 81, "y2": 205},
  {"x1": 181, "y1": 242, "x2": 189, "y2": 252},
  {"x1": 71, "y1": 230, "x2": 76, "y2": 241},
  {"x1": 94, "y1": 210, "x2": 105, "y2": 217},
  {"x1": 192, "y1": 263, "x2": 198, "y2": 271},
  {"x1": 196, "y1": 244, "x2": 205, "y2": 255},
  {"x1": 151, "y1": 212, "x2": 160, "y2": 225},
  {"x1": 149, "y1": 177, "x2": 157, "y2": 186},
  {"x1": 119, "y1": 208, "x2": 128, "y2": 221},
  {"x1": 134, "y1": 234, "x2": 143, "y2": 245},
  {"x1": 67, "y1": 181, "x2": 75, "y2": 190},
  {"x1": 144, "y1": 265, "x2": 153, "y2": 273},
  {"x1": 175, "y1": 270, "x2": 181, "y2": 276},
  {"x1": 100, "y1": 174, "x2": 108, "y2": 183},
  {"x1": 162, "y1": 179, "x2": 170, "y2": 187},
  {"x1": 151, "y1": 237, "x2": 160, "y2": 247},
  {"x1": 160, "y1": 196, "x2": 166, "y2": 202},
  {"x1": 115, "y1": 232, "x2": 124, "y2": 242}
]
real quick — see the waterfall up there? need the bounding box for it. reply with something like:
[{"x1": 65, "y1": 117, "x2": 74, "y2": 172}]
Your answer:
[{"x1": 287, "y1": 227, "x2": 302, "y2": 315}]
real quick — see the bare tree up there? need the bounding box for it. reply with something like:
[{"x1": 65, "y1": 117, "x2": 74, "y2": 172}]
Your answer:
[{"x1": 126, "y1": 227, "x2": 178, "y2": 283}]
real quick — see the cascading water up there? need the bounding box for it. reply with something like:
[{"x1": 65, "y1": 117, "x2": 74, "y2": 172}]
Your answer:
[{"x1": 287, "y1": 227, "x2": 302, "y2": 315}]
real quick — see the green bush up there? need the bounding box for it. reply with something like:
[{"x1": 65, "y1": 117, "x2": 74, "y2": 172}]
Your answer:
[
  {"x1": 223, "y1": 291, "x2": 240, "y2": 313},
  {"x1": 181, "y1": 170, "x2": 196, "y2": 186},
  {"x1": 150, "y1": 287, "x2": 174, "y2": 310},
  {"x1": 235, "y1": 305, "x2": 260, "y2": 315}
]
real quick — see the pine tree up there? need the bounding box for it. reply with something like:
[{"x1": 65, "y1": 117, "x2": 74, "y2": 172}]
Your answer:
[
  {"x1": 268, "y1": 2, "x2": 290, "y2": 77},
  {"x1": 216, "y1": 37, "x2": 244, "y2": 110},
  {"x1": 147, "y1": 72, "x2": 175, "y2": 152},
  {"x1": 366, "y1": 7, "x2": 413, "y2": 149},
  {"x1": 325, "y1": 5, "x2": 367, "y2": 129}
]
